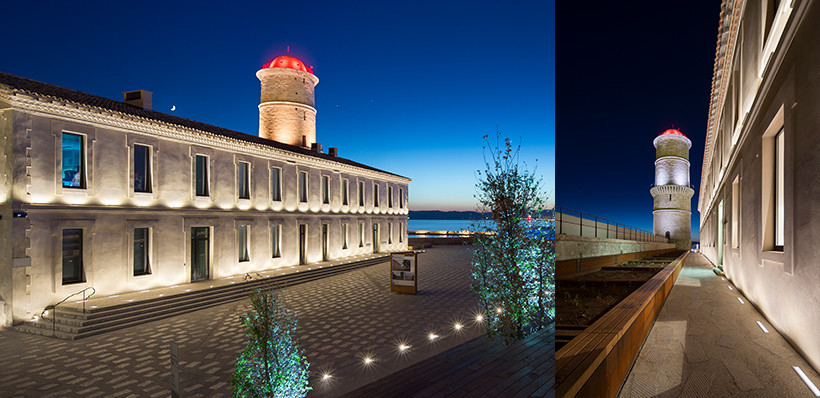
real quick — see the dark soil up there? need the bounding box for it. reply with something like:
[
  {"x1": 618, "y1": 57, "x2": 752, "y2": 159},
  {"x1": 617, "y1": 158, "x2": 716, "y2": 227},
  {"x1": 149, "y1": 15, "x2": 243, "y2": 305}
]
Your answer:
[{"x1": 556, "y1": 268, "x2": 661, "y2": 326}]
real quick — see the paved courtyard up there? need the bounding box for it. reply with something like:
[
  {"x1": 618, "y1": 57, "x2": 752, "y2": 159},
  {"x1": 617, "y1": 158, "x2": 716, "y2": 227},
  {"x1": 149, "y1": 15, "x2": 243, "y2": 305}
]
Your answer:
[{"x1": 0, "y1": 245, "x2": 485, "y2": 397}]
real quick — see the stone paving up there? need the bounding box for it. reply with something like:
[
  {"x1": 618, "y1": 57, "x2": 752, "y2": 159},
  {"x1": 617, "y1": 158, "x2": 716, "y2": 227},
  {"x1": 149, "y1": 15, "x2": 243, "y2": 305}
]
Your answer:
[
  {"x1": 0, "y1": 245, "x2": 484, "y2": 397},
  {"x1": 620, "y1": 252, "x2": 820, "y2": 397}
]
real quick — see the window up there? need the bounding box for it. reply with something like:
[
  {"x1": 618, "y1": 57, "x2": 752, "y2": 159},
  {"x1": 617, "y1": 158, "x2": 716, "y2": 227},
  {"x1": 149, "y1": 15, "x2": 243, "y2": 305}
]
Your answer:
[
  {"x1": 358, "y1": 181, "x2": 364, "y2": 206},
  {"x1": 399, "y1": 222, "x2": 403, "y2": 243},
  {"x1": 388, "y1": 222, "x2": 393, "y2": 244},
  {"x1": 774, "y1": 128, "x2": 784, "y2": 250},
  {"x1": 195, "y1": 155, "x2": 209, "y2": 197},
  {"x1": 299, "y1": 171, "x2": 308, "y2": 203},
  {"x1": 238, "y1": 162, "x2": 250, "y2": 200},
  {"x1": 62, "y1": 229, "x2": 83, "y2": 284},
  {"x1": 731, "y1": 176, "x2": 740, "y2": 249},
  {"x1": 342, "y1": 223, "x2": 348, "y2": 250},
  {"x1": 133, "y1": 144, "x2": 151, "y2": 193},
  {"x1": 342, "y1": 179, "x2": 349, "y2": 206},
  {"x1": 359, "y1": 222, "x2": 364, "y2": 247},
  {"x1": 61, "y1": 133, "x2": 85, "y2": 189},
  {"x1": 322, "y1": 175, "x2": 330, "y2": 204},
  {"x1": 271, "y1": 224, "x2": 281, "y2": 258},
  {"x1": 400, "y1": 188, "x2": 404, "y2": 208},
  {"x1": 388, "y1": 186, "x2": 393, "y2": 208},
  {"x1": 238, "y1": 224, "x2": 250, "y2": 262},
  {"x1": 764, "y1": 0, "x2": 781, "y2": 43},
  {"x1": 374, "y1": 183, "x2": 380, "y2": 207},
  {"x1": 271, "y1": 167, "x2": 282, "y2": 202},
  {"x1": 134, "y1": 227, "x2": 150, "y2": 275}
]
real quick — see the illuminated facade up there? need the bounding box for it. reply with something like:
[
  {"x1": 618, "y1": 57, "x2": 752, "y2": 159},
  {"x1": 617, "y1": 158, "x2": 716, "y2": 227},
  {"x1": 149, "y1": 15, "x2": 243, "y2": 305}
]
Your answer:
[
  {"x1": 0, "y1": 55, "x2": 410, "y2": 326},
  {"x1": 651, "y1": 129, "x2": 693, "y2": 250},
  {"x1": 697, "y1": 0, "x2": 820, "y2": 371}
]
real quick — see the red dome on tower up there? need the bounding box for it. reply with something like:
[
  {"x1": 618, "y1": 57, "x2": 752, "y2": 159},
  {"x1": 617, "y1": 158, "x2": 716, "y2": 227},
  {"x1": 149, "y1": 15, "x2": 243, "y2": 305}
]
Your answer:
[
  {"x1": 659, "y1": 128, "x2": 687, "y2": 138},
  {"x1": 263, "y1": 55, "x2": 314, "y2": 74}
]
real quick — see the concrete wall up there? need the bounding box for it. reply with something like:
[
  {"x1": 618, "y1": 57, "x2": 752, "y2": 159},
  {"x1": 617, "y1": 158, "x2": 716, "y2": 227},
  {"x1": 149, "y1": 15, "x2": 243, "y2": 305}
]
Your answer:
[
  {"x1": 556, "y1": 235, "x2": 675, "y2": 262},
  {"x1": 698, "y1": 0, "x2": 820, "y2": 372},
  {"x1": 0, "y1": 101, "x2": 12, "y2": 326}
]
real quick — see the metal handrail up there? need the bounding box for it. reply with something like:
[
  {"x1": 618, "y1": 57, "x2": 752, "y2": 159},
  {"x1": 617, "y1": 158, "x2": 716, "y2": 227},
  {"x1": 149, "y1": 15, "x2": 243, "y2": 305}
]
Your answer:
[
  {"x1": 555, "y1": 206, "x2": 668, "y2": 243},
  {"x1": 40, "y1": 286, "x2": 96, "y2": 336}
]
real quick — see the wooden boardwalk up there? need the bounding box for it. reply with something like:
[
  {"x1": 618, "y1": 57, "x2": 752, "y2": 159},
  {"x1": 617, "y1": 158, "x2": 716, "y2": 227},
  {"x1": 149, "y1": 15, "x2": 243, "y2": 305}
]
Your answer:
[{"x1": 342, "y1": 324, "x2": 554, "y2": 398}]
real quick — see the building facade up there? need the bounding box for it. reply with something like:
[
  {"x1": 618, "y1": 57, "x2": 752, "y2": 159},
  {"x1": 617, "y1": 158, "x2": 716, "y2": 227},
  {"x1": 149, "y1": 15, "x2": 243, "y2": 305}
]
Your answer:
[
  {"x1": 698, "y1": 0, "x2": 820, "y2": 371},
  {"x1": 651, "y1": 129, "x2": 693, "y2": 250},
  {"x1": 0, "y1": 55, "x2": 410, "y2": 326}
]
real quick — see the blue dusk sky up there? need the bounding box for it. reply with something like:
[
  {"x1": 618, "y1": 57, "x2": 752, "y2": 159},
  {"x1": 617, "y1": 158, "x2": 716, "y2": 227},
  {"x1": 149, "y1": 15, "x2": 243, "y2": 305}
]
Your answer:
[
  {"x1": 0, "y1": 1, "x2": 554, "y2": 212},
  {"x1": 556, "y1": 2, "x2": 721, "y2": 240}
]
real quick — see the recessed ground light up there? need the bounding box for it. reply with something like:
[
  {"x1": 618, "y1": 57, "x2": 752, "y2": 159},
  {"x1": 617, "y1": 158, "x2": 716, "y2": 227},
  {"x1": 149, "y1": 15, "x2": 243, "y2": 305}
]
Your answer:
[
  {"x1": 793, "y1": 366, "x2": 820, "y2": 396},
  {"x1": 728, "y1": 285, "x2": 733, "y2": 290},
  {"x1": 737, "y1": 297, "x2": 744, "y2": 304},
  {"x1": 756, "y1": 321, "x2": 770, "y2": 333}
]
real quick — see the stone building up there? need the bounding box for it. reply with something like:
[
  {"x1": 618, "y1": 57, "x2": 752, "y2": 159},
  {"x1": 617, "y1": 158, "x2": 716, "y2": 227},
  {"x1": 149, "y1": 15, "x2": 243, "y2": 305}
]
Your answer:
[
  {"x1": 0, "y1": 55, "x2": 410, "y2": 326},
  {"x1": 651, "y1": 128, "x2": 694, "y2": 250},
  {"x1": 697, "y1": 0, "x2": 820, "y2": 371}
]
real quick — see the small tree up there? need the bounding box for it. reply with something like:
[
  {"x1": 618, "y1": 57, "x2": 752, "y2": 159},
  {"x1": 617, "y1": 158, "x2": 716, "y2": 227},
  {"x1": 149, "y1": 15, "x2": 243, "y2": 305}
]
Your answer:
[
  {"x1": 472, "y1": 133, "x2": 555, "y2": 344},
  {"x1": 231, "y1": 288, "x2": 311, "y2": 397}
]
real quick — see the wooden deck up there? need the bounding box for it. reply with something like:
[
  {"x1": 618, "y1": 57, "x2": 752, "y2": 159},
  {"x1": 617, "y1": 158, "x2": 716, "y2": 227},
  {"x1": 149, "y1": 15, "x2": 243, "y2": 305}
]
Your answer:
[{"x1": 342, "y1": 324, "x2": 555, "y2": 398}]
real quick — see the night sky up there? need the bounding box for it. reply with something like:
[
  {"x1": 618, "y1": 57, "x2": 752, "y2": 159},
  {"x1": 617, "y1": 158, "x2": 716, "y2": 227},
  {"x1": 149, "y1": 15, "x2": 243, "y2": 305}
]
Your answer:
[
  {"x1": 556, "y1": 2, "x2": 723, "y2": 239},
  {"x1": 0, "y1": 0, "x2": 554, "y2": 212}
]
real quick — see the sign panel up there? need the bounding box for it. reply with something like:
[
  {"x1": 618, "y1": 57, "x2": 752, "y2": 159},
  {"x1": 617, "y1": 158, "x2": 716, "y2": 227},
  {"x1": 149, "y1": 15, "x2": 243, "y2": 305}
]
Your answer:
[{"x1": 390, "y1": 251, "x2": 418, "y2": 294}]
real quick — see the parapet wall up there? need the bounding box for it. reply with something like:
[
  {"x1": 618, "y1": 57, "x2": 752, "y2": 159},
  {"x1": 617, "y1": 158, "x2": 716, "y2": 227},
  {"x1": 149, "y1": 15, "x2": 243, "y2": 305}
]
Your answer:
[{"x1": 556, "y1": 234, "x2": 677, "y2": 278}]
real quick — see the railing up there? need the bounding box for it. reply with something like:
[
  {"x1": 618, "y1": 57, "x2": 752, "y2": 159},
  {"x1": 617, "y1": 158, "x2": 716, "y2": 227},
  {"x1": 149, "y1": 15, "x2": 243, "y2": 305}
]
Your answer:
[
  {"x1": 40, "y1": 286, "x2": 96, "y2": 336},
  {"x1": 555, "y1": 207, "x2": 668, "y2": 243}
]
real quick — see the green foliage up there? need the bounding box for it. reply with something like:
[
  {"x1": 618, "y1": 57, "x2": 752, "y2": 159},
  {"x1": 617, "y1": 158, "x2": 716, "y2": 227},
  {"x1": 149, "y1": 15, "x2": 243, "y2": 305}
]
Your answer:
[
  {"x1": 230, "y1": 288, "x2": 311, "y2": 397},
  {"x1": 471, "y1": 132, "x2": 555, "y2": 344}
]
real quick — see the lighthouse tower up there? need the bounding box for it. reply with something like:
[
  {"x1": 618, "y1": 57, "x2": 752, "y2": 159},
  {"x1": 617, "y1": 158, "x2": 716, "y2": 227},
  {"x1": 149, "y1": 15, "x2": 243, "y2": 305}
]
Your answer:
[
  {"x1": 651, "y1": 129, "x2": 694, "y2": 250},
  {"x1": 256, "y1": 55, "x2": 319, "y2": 147}
]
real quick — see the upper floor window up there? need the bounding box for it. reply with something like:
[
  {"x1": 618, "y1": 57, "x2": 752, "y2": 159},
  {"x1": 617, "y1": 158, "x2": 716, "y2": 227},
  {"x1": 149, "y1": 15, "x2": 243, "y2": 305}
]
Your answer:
[
  {"x1": 388, "y1": 186, "x2": 394, "y2": 208},
  {"x1": 195, "y1": 155, "x2": 209, "y2": 197},
  {"x1": 299, "y1": 171, "x2": 308, "y2": 203},
  {"x1": 342, "y1": 178, "x2": 349, "y2": 206},
  {"x1": 358, "y1": 180, "x2": 365, "y2": 207},
  {"x1": 134, "y1": 144, "x2": 151, "y2": 193},
  {"x1": 237, "y1": 162, "x2": 250, "y2": 200},
  {"x1": 61, "y1": 133, "x2": 85, "y2": 189},
  {"x1": 399, "y1": 188, "x2": 404, "y2": 208},
  {"x1": 271, "y1": 167, "x2": 282, "y2": 202},
  {"x1": 374, "y1": 183, "x2": 380, "y2": 207},
  {"x1": 322, "y1": 175, "x2": 330, "y2": 204}
]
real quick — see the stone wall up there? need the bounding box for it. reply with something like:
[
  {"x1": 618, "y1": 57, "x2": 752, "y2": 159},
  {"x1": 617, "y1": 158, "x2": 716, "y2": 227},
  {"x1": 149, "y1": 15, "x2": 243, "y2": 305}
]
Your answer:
[{"x1": 556, "y1": 234, "x2": 676, "y2": 262}]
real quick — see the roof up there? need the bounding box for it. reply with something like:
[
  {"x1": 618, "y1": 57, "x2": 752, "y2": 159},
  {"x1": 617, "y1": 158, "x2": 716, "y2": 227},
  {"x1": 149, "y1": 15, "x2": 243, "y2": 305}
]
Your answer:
[
  {"x1": 0, "y1": 71, "x2": 407, "y2": 180},
  {"x1": 658, "y1": 128, "x2": 687, "y2": 138},
  {"x1": 262, "y1": 55, "x2": 314, "y2": 74}
]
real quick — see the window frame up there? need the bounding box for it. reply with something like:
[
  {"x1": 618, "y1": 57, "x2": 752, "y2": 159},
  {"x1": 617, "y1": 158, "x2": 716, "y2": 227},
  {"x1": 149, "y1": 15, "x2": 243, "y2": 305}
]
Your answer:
[
  {"x1": 133, "y1": 144, "x2": 152, "y2": 194},
  {"x1": 61, "y1": 132, "x2": 87, "y2": 190},
  {"x1": 342, "y1": 178, "x2": 349, "y2": 206},
  {"x1": 133, "y1": 227, "x2": 151, "y2": 276},
  {"x1": 271, "y1": 166, "x2": 282, "y2": 202},
  {"x1": 238, "y1": 224, "x2": 250, "y2": 262},
  {"x1": 194, "y1": 154, "x2": 210, "y2": 197},
  {"x1": 373, "y1": 183, "x2": 380, "y2": 208},
  {"x1": 299, "y1": 170, "x2": 309, "y2": 203},
  {"x1": 322, "y1": 175, "x2": 330, "y2": 204},
  {"x1": 342, "y1": 222, "x2": 349, "y2": 250},
  {"x1": 237, "y1": 161, "x2": 251, "y2": 200},
  {"x1": 388, "y1": 186, "x2": 393, "y2": 208},
  {"x1": 271, "y1": 223, "x2": 282, "y2": 258},
  {"x1": 358, "y1": 180, "x2": 365, "y2": 207}
]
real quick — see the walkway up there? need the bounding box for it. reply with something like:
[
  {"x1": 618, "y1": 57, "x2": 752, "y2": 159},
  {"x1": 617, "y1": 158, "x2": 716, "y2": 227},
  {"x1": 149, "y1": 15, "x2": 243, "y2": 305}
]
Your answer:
[
  {"x1": 342, "y1": 324, "x2": 554, "y2": 397},
  {"x1": 619, "y1": 252, "x2": 820, "y2": 397},
  {"x1": 0, "y1": 245, "x2": 484, "y2": 397}
]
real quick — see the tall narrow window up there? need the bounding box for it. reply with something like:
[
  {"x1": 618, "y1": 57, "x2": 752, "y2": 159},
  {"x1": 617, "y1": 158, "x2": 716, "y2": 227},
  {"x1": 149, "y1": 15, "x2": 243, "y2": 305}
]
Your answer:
[
  {"x1": 61, "y1": 133, "x2": 85, "y2": 189},
  {"x1": 271, "y1": 224, "x2": 281, "y2": 258},
  {"x1": 388, "y1": 222, "x2": 393, "y2": 244},
  {"x1": 271, "y1": 167, "x2": 282, "y2": 202},
  {"x1": 195, "y1": 155, "x2": 209, "y2": 197},
  {"x1": 299, "y1": 171, "x2": 308, "y2": 203},
  {"x1": 388, "y1": 186, "x2": 393, "y2": 208},
  {"x1": 238, "y1": 162, "x2": 250, "y2": 200},
  {"x1": 134, "y1": 144, "x2": 151, "y2": 193},
  {"x1": 774, "y1": 128, "x2": 784, "y2": 250},
  {"x1": 374, "y1": 183, "x2": 380, "y2": 207},
  {"x1": 238, "y1": 224, "x2": 250, "y2": 262},
  {"x1": 342, "y1": 179, "x2": 349, "y2": 206},
  {"x1": 134, "y1": 227, "x2": 150, "y2": 275},
  {"x1": 322, "y1": 175, "x2": 330, "y2": 204},
  {"x1": 359, "y1": 222, "x2": 364, "y2": 247},
  {"x1": 399, "y1": 222, "x2": 403, "y2": 243},
  {"x1": 62, "y1": 229, "x2": 83, "y2": 284},
  {"x1": 358, "y1": 181, "x2": 364, "y2": 206},
  {"x1": 342, "y1": 223, "x2": 348, "y2": 249},
  {"x1": 731, "y1": 176, "x2": 740, "y2": 249},
  {"x1": 399, "y1": 188, "x2": 404, "y2": 208}
]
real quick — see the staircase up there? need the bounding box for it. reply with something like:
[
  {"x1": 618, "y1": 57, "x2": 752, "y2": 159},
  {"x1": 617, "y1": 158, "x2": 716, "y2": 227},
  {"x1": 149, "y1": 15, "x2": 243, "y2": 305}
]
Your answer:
[{"x1": 14, "y1": 255, "x2": 388, "y2": 340}]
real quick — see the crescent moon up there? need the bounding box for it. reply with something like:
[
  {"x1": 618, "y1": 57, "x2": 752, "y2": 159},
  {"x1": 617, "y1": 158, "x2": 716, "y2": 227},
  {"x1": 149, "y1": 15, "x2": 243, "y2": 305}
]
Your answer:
[{"x1": 171, "y1": 105, "x2": 176, "y2": 111}]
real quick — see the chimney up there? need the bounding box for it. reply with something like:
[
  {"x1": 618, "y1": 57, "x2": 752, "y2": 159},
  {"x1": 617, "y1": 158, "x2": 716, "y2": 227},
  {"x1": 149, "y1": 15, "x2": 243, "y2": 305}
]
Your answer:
[
  {"x1": 328, "y1": 147, "x2": 338, "y2": 157},
  {"x1": 311, "y1": 142, "x2": 323, "y2": 153},
  {"x1": 123, "y1": 90, "x2": 153, "y2": 111}
]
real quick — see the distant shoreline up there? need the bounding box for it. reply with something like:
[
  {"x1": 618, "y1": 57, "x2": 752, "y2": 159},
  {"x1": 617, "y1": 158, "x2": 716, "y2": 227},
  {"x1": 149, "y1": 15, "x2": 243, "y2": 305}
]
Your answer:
[{"x1": 409, "y1": 209, "x2": 554, "y2": 220}]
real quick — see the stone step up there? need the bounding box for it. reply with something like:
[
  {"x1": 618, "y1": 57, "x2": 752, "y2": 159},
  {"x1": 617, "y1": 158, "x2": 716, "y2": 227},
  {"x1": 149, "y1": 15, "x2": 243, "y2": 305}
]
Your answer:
[{"x1": 15, "y1": 255, "x2": 389, "y2": 340}]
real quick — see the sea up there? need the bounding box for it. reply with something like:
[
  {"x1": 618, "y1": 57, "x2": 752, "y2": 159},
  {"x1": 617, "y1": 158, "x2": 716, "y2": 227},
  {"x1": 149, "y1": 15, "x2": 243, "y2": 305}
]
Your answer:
[{"x1": 408, "y1": 219, "x2": 477, "y2": 232}]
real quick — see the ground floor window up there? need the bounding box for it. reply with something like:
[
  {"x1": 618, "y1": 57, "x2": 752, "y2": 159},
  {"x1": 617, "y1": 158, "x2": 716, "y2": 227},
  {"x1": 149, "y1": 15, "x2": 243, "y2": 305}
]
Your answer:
[
  {"x1": 342, "y1": 223, "x2": 349, "y2": 250},
  {"x1": 399, "y1": 222, "x2": 403, "y2": 243},
  {"x1": 238, "y1": 224, "x2": 250, "y2": 262},
  {"x1": 271, "y1": 224, "x2": 281, "y2": 258},
  {"x1": 133, "y1": 227, "x2": 150, "y2": 275},
  {"x1": 62, "y1": 229, "x2": 84, "y2": 284},
  {"x1": 388, "y1": 222, "x2": 393, "y2": 244},
  {"x1": 359, "y1": 222, "x2": 365, "y2": 247}
]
